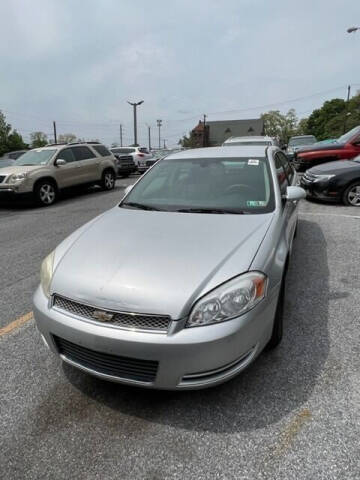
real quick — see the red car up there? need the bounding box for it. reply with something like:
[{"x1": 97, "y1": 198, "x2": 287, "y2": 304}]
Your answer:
[{"x1": 293, "y1": 126, "x2": 360, "y2": 171}]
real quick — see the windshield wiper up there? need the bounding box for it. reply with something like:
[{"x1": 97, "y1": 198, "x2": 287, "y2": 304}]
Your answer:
[
  {"x1": 175, "y1": 208, "x2": 246, "y2": 214},
  {"x1": 121, "y1": 201, "x2": 161, "y2": 211}
]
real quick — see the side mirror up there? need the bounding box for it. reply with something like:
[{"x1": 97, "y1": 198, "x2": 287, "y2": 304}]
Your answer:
[
  {"x1": 283, "y1": 186, "x2": 306, "y2": 201},
  {"x1": 124, "y1": 185, "x2": 134, "y2": 196},
  {"x1": 56, "y1": 159, "x2": 67, "y2": 166}
]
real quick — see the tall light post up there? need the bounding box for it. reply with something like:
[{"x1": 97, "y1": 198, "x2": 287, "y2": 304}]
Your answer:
[
  {"x1": 127, "y1": 100, "x2": 144, "y2": 146},
  {"x1": 157, "y1": 119, "x2": 162, "y2": 149}
]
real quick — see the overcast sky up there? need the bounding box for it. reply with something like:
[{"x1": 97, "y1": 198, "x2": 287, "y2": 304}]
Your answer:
[{"x1": 1, "y1": 0, "x2": 360, "y2": 147}]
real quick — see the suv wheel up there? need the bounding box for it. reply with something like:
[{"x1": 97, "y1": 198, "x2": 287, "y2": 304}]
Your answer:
[
  {"x1": 342, "y1": 182, "x2": 360, "y2": 206},
  {"x1": 35, "y1": 180, "x2": 57, "y2": 207},
  {"x1": 101, "y1": 170, "x2": 116, "y2": 191}
]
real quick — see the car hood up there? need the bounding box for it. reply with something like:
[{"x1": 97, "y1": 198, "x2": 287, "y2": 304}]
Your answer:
[
  {"x1": 0, "y1": 165, "x2": 43, "y2": 176},
  {"x1": 309, "y1": 160, "x2": 360, "y2": 175},
  {"x1": 51, "y1": 207, "x2": 274, "y2": 319}
]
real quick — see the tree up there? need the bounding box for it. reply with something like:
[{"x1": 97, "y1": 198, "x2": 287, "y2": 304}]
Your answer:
[
  {"x1": 7, "y1": 130, "x2": 27, "y2": 151},
  {"x1": 261, "y1": 109, "x2": 298, "y2": 144},
  {"x1": 305, "y1": 98, "x2": 346, "y2": 140},
  {"x1": 30, "y1": 131, "x2": 48, "y2": 148},
  {"x1": 0, "y1": 110, "x2": 27, "y2": 156},
  {"x1": 58, "y1": 133, "x2": 77, "y2": 144},
  {"x1": 296, "y1": 118, "x2": 309, "y2": 135}
]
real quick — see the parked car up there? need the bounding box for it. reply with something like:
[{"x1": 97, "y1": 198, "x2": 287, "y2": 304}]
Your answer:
[
  {"x1": 110, "y1": 146, "x2": 152, "y2": 170},
  {"x1": 286, "y1": 135, "x2": 317, "y2": 160},
  {"x1": 293, "y1": 126, "x2": 360, "y2": 171},
  {"x1": 110, "y1": 149, "x2": 137, "y2": 178},
  {"x1": 0, "y1": 142, "x2": 116, "y2": 206},
  {"x1": 300, "y1": 155, "x2": 360, "y2": 206},
  {"x1": 33, "y1": 145, "x2": 305, "y2": 389},
  {"x1": 223, "y1": 136, "x2": 276, "y2": 147},
  {"x1": 0, "y1": 150, "x2": 27, "y2": 161}
]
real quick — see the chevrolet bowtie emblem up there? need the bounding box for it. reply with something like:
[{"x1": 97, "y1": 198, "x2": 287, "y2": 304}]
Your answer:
[{"x1": 92, "y1": 310, "x2": 114, "y2": 322}]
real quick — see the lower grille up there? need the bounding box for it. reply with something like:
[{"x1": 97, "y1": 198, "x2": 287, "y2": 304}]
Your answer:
[
  {"x1": 53, "y1": 335, "x2": 158, "y2": 383},
  {"x1": 53, "y1": 295, "x2": 171, "y2": 332}
]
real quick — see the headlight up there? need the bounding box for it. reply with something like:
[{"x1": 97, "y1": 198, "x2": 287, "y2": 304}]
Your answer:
[
  {"x1": 9, "y1": 173, "x2": 27, "y2": 184},
  {"x1": 40, "y1": 250, "x2": 55, "y2": 298},
  {"x1": 313, "y1": 174, "x2": 335, "y2": 182},
  {"x1": 187, "y1": 272, "x2": 267, "y2": 327}
]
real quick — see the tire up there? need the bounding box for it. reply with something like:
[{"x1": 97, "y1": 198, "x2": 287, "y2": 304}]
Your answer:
[
  {"x1": 342, "y1": 181, "x2": 360, "y2": 206},
  {"x1": 266, "y1": 278, "x2": 285, "y2": 350},
  {"x1": 101, "y1": 170, "x2": 116, "y2": 191},
  {"x1": 34, "y1": 180, "x2": 57, "y2": 207}
]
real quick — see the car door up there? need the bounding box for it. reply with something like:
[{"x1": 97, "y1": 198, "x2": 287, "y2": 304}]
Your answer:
[
  {"x1": 53, "y1": 148, "x2": 82, "y2": 188},
  {"x1": 275, "y1": 151, "x2": 298, "y2": 248},
  {"x1": 71, "y1": 146, "x2": 99, "y2": 183}
]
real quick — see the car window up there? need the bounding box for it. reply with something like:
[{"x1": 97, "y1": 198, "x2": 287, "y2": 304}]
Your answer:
[
  {"x1": 71, "y1": 146, "x2": 96, "y2": 161},
  {"x1": 93, "y1": 145, "x2": 111, "y2": 157},
  {"x1": 14, "y1": 149, "x2": 57, "y2": 166},
  {"x1": 121, "y1": 156, "x2": 275, "y2": 214},
  {"x1": 111, "y1": 148, "x2": 135, "y2": 154},
  {"x1": 274, "y1": 153, "x2": 289, "y2": 195},
  {"x1": 277, "y1": 151, "x2": 294, "y2": 184},
  {"x1": 139, "y1": 147, "x2": 149, "y2": 154},
  {"x1": 57, "y1": 148, "x2": 76, "y2": 163}
]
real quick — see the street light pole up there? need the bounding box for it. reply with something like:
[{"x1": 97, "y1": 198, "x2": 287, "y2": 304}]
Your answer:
[
  {"x1": 127, "y1": 100, "x2": 144, "y2": 146},
  {"x1": 157, "y1": 119, "x2": 162, "y2": 149}
]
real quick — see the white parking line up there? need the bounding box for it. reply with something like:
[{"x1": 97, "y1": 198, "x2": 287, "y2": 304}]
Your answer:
[{"x1": 300, "y1": 212, "x2": 360, "y2": 219}]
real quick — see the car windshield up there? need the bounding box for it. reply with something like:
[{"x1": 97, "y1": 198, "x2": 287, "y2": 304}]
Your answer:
[
  {"x1": 337, "y1": 126, "x2": 360, "y2": 144},
  {"x1": 225, "y1": 141, "x2": 271, "y2": 146},
  {"x1": 14, "y1": 149, "x2": 57, "y2": 166},
  {"x1": 289, "y1": 137, "x2": 316, "y2": 146},
  {"x1": 121, "y1": 156, "x2": 275, "y2": 214}
]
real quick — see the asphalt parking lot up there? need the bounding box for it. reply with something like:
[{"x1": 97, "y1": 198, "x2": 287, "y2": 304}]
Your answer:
[{"x1": 1, "y1": 179, "x2": 359, "y2": 480}]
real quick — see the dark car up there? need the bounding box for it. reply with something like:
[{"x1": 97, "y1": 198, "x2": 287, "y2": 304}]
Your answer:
[
  {"x1": 300, "y1": 155, "x2": 360, "y2": 206},
  {"x1": 110, "y1": 149, "x2": 137, "y2": 178},
  {"x1": 294, "y1": 126, "x2": 360, "y2": 171}
]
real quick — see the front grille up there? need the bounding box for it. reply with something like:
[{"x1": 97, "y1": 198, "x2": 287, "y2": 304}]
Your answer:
[
  {"x1": 53, "y1": 335, "x2": 158, "y2": 383},
  {"x1": 53, "y1": 295, "x2": 171, "y2": 332},
  {"x1": 0, "y1": 175, "x2": 6, "y2": 183},
  {"x1": 117, "y1": 155, "x2": 133, "y2": 163}
]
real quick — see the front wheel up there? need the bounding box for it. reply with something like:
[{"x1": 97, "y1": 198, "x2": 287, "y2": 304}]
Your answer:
[
  {"x1": 101, "y1": 170, "x2": 116, "y2": 191},
  {"x1": 342, "y1": 182, "x2": 360, "y2": 206},
  {"x1": 34, "y1": 180, "x2": 57, "y2": 207}
]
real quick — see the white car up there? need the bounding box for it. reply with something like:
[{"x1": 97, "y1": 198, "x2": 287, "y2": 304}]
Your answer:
[
  {"x1": 110, "y1": 147, "x2": 152, "y2": 169},
  {"x1": 223, "y1": 136, "x2": 277, "y2": 147}
]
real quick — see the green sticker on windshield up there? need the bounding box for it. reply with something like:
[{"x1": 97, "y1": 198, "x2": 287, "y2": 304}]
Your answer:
[{"x1": 247, "y1": 201, "x2": 266, "y2": 207}]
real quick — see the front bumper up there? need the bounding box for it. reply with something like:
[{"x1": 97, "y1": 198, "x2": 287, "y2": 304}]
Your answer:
[
  {"x1": 300, "y1": 177, "x2": 340, "y2": 201},
  {"x1": 33, "y1": 285, "x2": 279, "y2": 390}
]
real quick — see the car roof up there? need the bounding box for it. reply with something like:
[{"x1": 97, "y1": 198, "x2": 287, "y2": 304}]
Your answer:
[
  {"x1": 165, "y1": 146, "x2": 269, "y2": 160},
  {"x1": 224, "y1": 136, "x2": 273, "y2": 143}
]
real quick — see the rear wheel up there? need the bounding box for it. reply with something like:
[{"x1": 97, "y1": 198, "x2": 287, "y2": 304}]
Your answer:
[
  {"x1": 101, "y1": 170, "x2": 116, "y2": 191},
  {"x1": 34, "y1": 180, "x2": 57, "y2": 207},
  {"x1": 342, "y1": 182, "x2": 360, "y2": 206}
]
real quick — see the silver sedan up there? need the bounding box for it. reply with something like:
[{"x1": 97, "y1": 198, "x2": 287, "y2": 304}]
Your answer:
[{"x1": 33, "y1": 146, "x2": 305, "y2": 389}]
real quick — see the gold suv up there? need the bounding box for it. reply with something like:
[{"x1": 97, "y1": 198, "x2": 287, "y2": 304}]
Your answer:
[{"x1": 0, "y1": 142, "x2": 117, "y2": 206}]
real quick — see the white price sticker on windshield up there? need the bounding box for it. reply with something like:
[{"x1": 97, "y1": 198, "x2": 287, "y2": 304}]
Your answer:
[{"x1": 248, "y1": 159, "x2": 259, "y2": 166}]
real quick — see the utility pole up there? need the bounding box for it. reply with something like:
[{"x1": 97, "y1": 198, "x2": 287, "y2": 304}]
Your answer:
[
  {"x1": 163, "y1": 139, "x2": 166, "y2": 149},
  {"x1": 147, "y1": 125, "x2": 151, "y2": 151},
  {"x1": 203, "y1": 114, "x2": 207, "y2": 147},
  {"x1": 53, "y1": 121, "x2": 57, "y2": 144},
  {"x1": 343, "y1": 85, "x2": 351, "y2": 134},
  {"x1": 127, "y1": 100, "x2": 144, "y2": 146},
  {"x1": 157, "y1": 119, "x2": 162, "y2": 148},
  {"x1": 120, "y1": 124, "x2": 123, "y2": 147}
]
